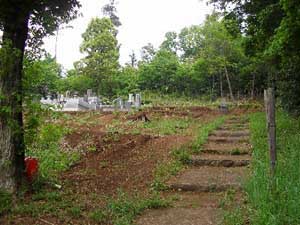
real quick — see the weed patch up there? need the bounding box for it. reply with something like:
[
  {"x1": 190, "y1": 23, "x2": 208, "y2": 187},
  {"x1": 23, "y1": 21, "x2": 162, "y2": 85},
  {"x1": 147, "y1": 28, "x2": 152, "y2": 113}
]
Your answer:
[
  {"x1": 0, "y1": 190, "x2": 12, "y2": 215},
  {"x1": 89, "y1": 191, "x2": 170, "y2": 225},
  {"x1": 26, "y1": 123, "x2": 80, "y2": 181},
  {"x1": 191, "y1": 116, "x2": 226, "y2": 153}
]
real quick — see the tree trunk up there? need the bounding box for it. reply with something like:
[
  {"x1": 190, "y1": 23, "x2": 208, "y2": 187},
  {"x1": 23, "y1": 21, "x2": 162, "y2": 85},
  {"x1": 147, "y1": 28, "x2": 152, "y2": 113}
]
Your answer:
[
  {"x1": 220, "y1": 73, "x2": 223, "y2": 98},
  {"x1": 251, "y1": 73, "x2": 256, "y2": 99},
  {"x1": 0, "y1": 9, "x2": 30, "y2": 193},
  {"x1": 224, "y1": 63, "x2": 234, "y2": 102}
]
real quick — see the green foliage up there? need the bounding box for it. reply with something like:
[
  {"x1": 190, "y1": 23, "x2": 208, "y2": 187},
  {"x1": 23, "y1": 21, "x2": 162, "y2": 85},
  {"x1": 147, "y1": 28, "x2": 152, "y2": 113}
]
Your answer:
[
  {"x1": 115, "y1": 66, "x2": 139, "y2": 95},
  {"x1": 79, "y1": 17, "x2": 119, "y2": 96},
  {"x1": 0, "y1": 190, "x2": 12, "y2": 215},
  {"x1": 209, "y1": 0, "x2": 300, "y2": 113},
  {"x1": 192, "y1": 116, "x2": 226, "y2": 152},
  {"x1": 141, "y1": 118, "x2": 192, "y2": 135},
  {"x1": 61, "y1": 70, "x2": 94, "y2": 95},
  {"x1": 245, "y1": 112, "x2": 300, "y2": 224},
  {"x1": 23, "y1": 56, "x2": 62, "y2": 98},
  {"x1": 26, "y1": 121, "x2": 79, "y2": 180},
  {"x1": 178, "y1": 25, "x2": 203, "y2": 60},
  {"x1": 89, "y1": 209, "x2": 107, "y2": 223},
  {"x1": 160, "y1": 31, "x2": 178, "y2": 54},
  {"x1": 151, "y1": 161, "x2": 183, "y2": 191},
  {"x1": 89, "y1": 191, "x2": 169, "y2": 225},
  {"x1": 171, "y1": 146, "x2": 192, "y2": 164},
  {"x1": 140, "y1": 43, "x2": 156, "y2": 63},
  {"x1": 139, "y1": 50, "x2": 180, "y2": 93}
]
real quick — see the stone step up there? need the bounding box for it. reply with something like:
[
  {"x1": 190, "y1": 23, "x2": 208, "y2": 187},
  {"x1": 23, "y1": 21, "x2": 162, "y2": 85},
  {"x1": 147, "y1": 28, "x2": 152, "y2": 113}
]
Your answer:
[
  {"x1": 167, "y1": 167, "x2": 247, "y2": 193},
  {"x1": 188, "y1": 154, "x2": 251, "y2": 167},
  {"x1": 220, "y1": 122, "x2": 249, "y2": 130},
  {"x1": 211, "y1": 130, "x2": 250, "y2": 137},
  {"x1": 202, "y1": 142, "x2": 251, "y2": 155},
  {"x1": 207, "y1": 136, "x2": 249, "y2": 143},
  {"x1": 226, "y1": 118, "x2": 249, "y2": 123},
  {"x1": 136, "y1": 207, "x2": 221, "y2": 225}
]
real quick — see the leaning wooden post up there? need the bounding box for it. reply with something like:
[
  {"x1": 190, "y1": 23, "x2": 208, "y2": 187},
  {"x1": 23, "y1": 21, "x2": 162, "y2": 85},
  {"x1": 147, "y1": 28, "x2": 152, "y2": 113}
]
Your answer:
[{"x1": 264, "y1": 88, "x2": 276, "y2": 175}]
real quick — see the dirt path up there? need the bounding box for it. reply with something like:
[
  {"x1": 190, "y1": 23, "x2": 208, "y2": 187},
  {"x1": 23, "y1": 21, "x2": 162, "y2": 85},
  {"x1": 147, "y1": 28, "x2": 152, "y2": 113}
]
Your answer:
[{"x1": 135, "y1": 116, "x2": 251, "y2": 225}]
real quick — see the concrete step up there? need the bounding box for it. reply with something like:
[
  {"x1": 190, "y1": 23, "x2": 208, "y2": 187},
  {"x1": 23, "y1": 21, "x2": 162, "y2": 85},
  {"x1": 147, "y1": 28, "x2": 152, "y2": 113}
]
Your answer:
[
  {"x1": 207, "y1": 136, "x2": 249, "y2": 143},
  {"x1": 202, "y1": 142, "x2": 251, "y2": 155},
  {"x1": 167, "y1": 167, "x2": 248, "y2": 192},
  {"x1": 221, "y1": 124, "x2": 249, "y2": 129},
  {"x1": 211, "y1": 130, "x2": 250, "y2": 137},
  {"x1": 188, "y1": 154, "x2": 251, "y2": 167},
  {"x1": 136, "y1": 207, "x2": 221, "y2": 225}
]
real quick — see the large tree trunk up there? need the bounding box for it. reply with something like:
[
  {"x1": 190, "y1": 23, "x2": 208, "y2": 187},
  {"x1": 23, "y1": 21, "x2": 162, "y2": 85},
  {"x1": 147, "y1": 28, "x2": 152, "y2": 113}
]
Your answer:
[{"x1": 0, "y1": 8, "x2": 30, "y2": 193}]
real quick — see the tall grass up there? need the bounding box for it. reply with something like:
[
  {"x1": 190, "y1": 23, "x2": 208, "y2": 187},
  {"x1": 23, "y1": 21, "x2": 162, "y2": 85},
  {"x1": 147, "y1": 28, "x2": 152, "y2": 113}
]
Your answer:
[{"x1": 247, "y1": 111, "x2": 300, "y2": 225}]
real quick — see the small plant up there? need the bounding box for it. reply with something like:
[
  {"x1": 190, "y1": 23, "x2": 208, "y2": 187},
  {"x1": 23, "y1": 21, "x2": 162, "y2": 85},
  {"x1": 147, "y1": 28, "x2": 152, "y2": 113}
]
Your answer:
[
  {"x1": 192, "y1": 116, "x2": 226, "y2": 153},
  {"x1": 0, "y1": 190, "x2": 12, "y2": 215},
  {"x1": 172, "y1": 146, "x2": 191, "y2": 164},
  {"x1": 26, "y1": 122, "x2": 80, "y2": 181},
  {"x1": 87, "y1": 145, "x2": 97, "y2": 152},
  {"x1": 89, "y1": 209, "x2": 107, "y2": 223},
  {"x1": 231, "y1": 148, "x2": 242, "y2": 155},
  {"x1": 151, "y1": 161, "x2": 183, "y2": 191},
  {"x1": 107, "y1": 190, "x2": 169, "y2": 225},
  {"x1": 68, "y1": 206, "x2": 82, "y2": 218}
]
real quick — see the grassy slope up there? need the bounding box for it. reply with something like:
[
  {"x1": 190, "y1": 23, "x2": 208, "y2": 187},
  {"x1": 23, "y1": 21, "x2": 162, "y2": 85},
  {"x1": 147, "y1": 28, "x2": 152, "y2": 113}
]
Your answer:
[{"x1": 247, "y1": 111, "x2": 300, "y2": 225}]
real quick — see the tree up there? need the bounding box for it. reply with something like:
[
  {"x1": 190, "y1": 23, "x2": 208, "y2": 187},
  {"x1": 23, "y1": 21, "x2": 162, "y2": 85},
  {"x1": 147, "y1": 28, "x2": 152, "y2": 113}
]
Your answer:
[
  {"x1": 0, "y1": 0, "x2": 80, "y2": 193},
  {"x1": 209, "y1": 0, "x2": 300, "y2": 114},
  {"x1": 128, "y1": 50, "x2": 138, "y2": 68},
  {"x1": 199, "y1": 14, "x2": 246, "y2": 101},
  {"x1": 160, "y1": 32, "x2": 178, "y2": 55},
  {"x1": 61, "y1": 70, "x2": 94, "y2": 95},
  {"x1": 139, "y1": 50, "x2": 179, "y2": 93},
  {"x1": 140, "y1": 43, "x2": 156, "y2": 63},
  {"x1": 102, "y1": 0, "x2": 121, "y2": 28},
  {"x1": 178, "y1": 25, "x2": 203, "y2": 60},
  {"x1": 80, "y1": 17, "x2": 119, "y2": 96},
  {"x1": 23, "y1": 56, "x2": 62, "y2": 98}
]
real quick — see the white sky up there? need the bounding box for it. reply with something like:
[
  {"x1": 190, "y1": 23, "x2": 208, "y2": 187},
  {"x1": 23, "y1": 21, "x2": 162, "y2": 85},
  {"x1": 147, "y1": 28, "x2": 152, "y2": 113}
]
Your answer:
[{"x1": 43, "y1": 0, "x2": 212, "y2": 70}]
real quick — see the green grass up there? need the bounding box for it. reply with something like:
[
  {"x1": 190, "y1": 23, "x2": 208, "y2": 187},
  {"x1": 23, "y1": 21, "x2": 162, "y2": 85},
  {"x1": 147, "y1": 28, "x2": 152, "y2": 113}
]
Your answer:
[
  {"x1": 0, "y1": 190, "x2": 12, "y2": 215},
  {"x1": 141, "y1": 118, "x2": 192, "y2": 135},
  {"x1": 191, "y1": 116, "x2": 226, "y2": 153},
  {"x1": 89, "y1": 190, "x2": 170, "y2": 225},
  {"x1": 244, "y1": 111, "x2": 300, "y2": 225},
  {"x1": 222, "y1": 111, "x2": 300, "y2": 225},
  {"x1": 142, "y1": 91, "x2": 215, "y2": 107},
  {"x1": 26, "y1": 123, "x2": 80, "y2": 182},
  {"x1": 151, "y1": 160, "x2": 184, "y2": 191}
]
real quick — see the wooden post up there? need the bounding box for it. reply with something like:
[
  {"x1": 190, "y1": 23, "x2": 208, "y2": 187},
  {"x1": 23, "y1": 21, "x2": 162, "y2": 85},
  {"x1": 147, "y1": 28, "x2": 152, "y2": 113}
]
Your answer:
[{"x1": 264, "y1": 88, "x2": 276, "y2": 175}]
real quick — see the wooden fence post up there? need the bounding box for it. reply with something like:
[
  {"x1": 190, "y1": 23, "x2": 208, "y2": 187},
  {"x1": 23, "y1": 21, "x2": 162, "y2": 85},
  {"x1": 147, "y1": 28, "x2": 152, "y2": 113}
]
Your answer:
[{"x1": 264, "y1": 88, "x2": 276, "y2": 175}]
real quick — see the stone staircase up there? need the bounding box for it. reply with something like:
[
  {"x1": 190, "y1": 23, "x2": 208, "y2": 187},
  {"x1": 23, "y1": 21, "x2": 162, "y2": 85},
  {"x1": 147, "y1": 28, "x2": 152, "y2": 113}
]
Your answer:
[{"x1": 136, "y1": 116, "x2": 251, "y2": 225}]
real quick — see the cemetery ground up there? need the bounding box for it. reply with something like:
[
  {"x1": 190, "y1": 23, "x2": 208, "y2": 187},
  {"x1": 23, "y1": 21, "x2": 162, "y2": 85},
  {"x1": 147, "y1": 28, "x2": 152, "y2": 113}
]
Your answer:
[{"x1": 2, "y1": 102, "x2": 300, "y2": 225}]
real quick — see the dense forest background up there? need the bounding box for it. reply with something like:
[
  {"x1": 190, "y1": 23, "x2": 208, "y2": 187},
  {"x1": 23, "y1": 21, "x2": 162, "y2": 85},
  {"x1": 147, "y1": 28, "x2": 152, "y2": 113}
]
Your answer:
[{"x1": 23, "y1": 0, "x2": 300, "y2": 115}]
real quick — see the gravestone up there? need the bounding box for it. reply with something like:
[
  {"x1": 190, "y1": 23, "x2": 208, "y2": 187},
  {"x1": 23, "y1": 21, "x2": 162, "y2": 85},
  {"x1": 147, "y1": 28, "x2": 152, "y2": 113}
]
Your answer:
[
  {"x1": 134, "y1": 93, "x2": 142, "y2": 108},
  {"x1": 128, "y1": 94, "x2": 134, "y2": 104},
  {"x1": 65, "y1": 91, "x2": 70, "y2": 99},
  {"x1": 219, "y1": 98, "x2": 228, "y2": 114},
  {"x1": 87, "y1": 89, "x2": 93, "y2": 97}
]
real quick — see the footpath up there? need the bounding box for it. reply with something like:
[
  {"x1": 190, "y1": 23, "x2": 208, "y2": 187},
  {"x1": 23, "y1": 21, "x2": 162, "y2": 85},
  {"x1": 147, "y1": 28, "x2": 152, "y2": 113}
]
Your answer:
[{"x1": 136, "y1": 116, "x2": 251, "y2": 225}]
